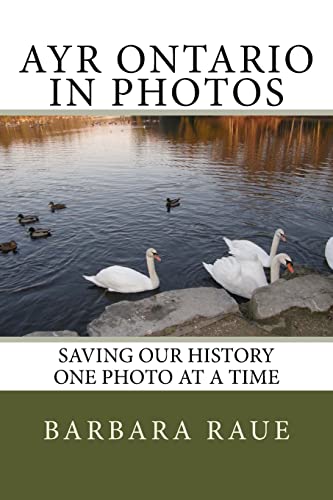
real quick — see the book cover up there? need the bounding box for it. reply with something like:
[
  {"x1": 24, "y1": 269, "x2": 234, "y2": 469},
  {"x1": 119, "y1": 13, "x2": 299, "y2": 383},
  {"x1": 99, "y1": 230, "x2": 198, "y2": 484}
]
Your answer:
[{"x1": 0, "y1": 1, "x2": 332, "y2": 498}]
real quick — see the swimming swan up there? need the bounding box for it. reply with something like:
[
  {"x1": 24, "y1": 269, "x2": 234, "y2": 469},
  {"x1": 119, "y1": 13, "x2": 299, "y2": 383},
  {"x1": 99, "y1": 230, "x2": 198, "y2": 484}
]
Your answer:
[
  {"x1": 203, "y1": 252, "x2": 294, "y2": 299},
  {"x1": 83, "y1": 248, "x2": 161, "y2": 293},
  {"x1": 223, "y1": 228, "x2": 286, "y2": 268},
  {"x1": 325, "y1": 237, "x2": 333, "y2": 270}
]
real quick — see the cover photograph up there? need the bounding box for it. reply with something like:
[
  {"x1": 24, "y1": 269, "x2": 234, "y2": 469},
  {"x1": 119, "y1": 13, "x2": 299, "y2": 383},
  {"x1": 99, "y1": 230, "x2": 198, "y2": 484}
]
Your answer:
[{"x1": 0, "y1": 1, "x2": 332, "y2": 499}]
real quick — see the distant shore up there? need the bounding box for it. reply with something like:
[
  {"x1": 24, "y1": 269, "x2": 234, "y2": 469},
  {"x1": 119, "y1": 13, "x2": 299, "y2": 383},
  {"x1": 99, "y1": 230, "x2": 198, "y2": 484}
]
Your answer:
[{"x1": 0, "y1": 115, "x2": 126, "y2": 127}]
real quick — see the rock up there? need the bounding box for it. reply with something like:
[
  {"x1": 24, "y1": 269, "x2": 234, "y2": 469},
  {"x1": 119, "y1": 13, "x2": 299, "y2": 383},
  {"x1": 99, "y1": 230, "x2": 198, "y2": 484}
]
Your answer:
[
  {"x1": 25, "y1": 330, "x2": 79, "y2": 337},
  {"x1": 280, "y1": 264, "x2": 323, "y2": 280},
  {"x1": 249, "y1": 275, "x2": 333, "y2": 320},
  {"x1": 87, "y1": 287, "x2": 239, "y2": 337}
]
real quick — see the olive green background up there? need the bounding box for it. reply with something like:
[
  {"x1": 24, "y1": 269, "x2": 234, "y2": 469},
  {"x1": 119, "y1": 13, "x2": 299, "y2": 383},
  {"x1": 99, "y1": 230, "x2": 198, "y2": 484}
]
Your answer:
[{"x1": 0, "y1": 391, "x2": 331, "y2": 499}]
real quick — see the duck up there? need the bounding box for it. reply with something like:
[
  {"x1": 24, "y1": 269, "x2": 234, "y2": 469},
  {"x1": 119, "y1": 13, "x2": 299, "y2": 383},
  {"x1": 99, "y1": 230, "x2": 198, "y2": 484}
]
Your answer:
[
  {"x1": 16, "y1": 213, "x2": 39, "y2": 224},
  {"x1": 325, "y1": 237, "x2": 333, "y2": 270},
  {"x1": 48, "y1": 201, "x2": 66, "y2": 211},
  {"x1": 166, "y1": 197, "x2": 181, "y2": 208},
  {"x1": 0, "y1": 240, "x2": 18, "y2": 253},
  {"x1": 203, "y1": 252, "x2": 294, "y2": 299},
  {"x1": 83, "y1": 248, "x2": 161, "y2": 293},
  {"x1": 28, "y1": 227, "x2": 52, "y2": 239},
  {"x1": 223, "y1": 228, "x2": 287, "y2": 268}
]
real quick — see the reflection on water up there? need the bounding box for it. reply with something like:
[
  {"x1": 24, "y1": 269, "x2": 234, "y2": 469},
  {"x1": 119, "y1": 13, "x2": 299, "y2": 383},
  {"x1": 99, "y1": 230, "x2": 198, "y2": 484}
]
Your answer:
[{"x1": 0, "y1": 116, "x2": 332, "y2": 336}]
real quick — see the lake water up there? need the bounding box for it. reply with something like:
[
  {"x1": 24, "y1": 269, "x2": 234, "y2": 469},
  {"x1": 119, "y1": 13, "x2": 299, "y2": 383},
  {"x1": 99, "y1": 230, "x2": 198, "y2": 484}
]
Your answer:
[{"x1": 0, "y1": 116, "x2": 332, "y2": 336}]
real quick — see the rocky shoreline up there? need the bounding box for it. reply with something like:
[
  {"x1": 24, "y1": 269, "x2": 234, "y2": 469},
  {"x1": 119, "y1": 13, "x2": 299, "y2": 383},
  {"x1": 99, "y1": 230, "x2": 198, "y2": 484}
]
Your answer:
[{"x1": 26, "y1": 273, "x2": 333, "y2": 337}]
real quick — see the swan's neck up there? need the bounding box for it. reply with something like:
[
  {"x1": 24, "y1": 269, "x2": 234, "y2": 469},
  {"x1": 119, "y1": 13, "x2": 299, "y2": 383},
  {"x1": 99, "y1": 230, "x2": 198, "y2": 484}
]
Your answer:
[
  {"x1": 270, "y1": 257, "x2": 281, "y2": 283},
  {"x1": 147, "y1": 256, "x2": 160, "y2": 288},
  {"x1": 269, "y1": 233, "x2": 280, "y2": 264}
]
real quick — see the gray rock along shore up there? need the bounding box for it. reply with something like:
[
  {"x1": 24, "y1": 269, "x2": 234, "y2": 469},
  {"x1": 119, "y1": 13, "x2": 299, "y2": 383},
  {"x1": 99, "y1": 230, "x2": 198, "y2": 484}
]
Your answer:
[
  {"x1": 26, "y1": 274, "x2": 333, "y2": 337},
  {"x1": 25, "y1": 330, "x2": 79, "y2": 337},
  {"x1": 249, "y1": 274, "x2": 333, "y2": 320},
  {"x1": 87, "y1": 287, "x2": 239, "y2": 337}
]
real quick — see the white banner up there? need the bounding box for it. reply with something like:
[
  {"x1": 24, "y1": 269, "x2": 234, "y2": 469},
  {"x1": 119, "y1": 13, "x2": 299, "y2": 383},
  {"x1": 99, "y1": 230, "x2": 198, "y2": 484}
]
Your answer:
[
  {"x1": 0, "y1": 0, "x2": 332, "y2": 111},
  {"x1": 0, "y1": 341, "x2": 332, "y2": 391}
]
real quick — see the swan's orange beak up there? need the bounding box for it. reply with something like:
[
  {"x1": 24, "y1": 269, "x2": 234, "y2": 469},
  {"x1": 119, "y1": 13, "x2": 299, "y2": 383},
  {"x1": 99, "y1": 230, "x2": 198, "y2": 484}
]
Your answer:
[
  {"x1": 287, "y1": 263, "x2": 294, "y2": 273},
  {"x1": 281, "y1": 234, "x2": 287, "y2": 242},
  {"x1": 154, "y1": 254, "x2": 161, "y2": 262}
]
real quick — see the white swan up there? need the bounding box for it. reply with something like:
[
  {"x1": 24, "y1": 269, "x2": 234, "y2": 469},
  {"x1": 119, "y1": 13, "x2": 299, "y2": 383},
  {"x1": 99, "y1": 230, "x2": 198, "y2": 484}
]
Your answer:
[
  {"x1": 224, "y1": 228, "x2": 286, "y2": 268},
  {"x1": 83, "y1": 248, "x2": 161, "y2": 293},
  {"x1": 203, "y1": 252, "x2": 294, "y2": 299},
  {"x1": 325, "y1": 237, "x2": 333, "y2": 270}
]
